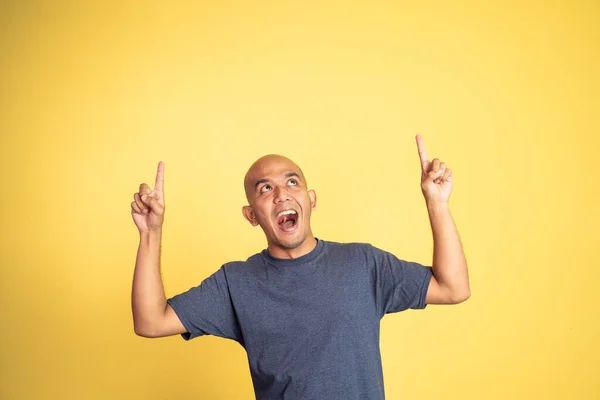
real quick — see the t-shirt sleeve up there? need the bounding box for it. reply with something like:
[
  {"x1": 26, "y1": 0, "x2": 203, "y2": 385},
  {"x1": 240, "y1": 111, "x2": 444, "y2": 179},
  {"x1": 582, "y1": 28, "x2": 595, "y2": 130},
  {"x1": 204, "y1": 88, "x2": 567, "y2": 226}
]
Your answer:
[
  {"x1": 370, "y1": 244, "x2": 433, "y2": 317},
  {"x1": 166, "y1": 266, "x2": 242, "y2": 342}
]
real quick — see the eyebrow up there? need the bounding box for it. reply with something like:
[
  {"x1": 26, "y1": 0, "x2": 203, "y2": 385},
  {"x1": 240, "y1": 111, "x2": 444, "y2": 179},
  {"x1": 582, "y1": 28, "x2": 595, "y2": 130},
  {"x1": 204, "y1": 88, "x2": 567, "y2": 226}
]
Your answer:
[{"x1": 254, "y1": 172, "x2": 302, "y2": 191}]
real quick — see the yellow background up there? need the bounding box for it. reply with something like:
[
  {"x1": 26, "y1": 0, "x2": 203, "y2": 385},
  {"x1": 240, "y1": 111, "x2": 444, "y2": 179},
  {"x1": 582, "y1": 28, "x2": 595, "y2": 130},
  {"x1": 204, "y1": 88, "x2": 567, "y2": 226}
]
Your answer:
[{"x1": 1, "y1": 1, "x2": 598, "y2": 399}]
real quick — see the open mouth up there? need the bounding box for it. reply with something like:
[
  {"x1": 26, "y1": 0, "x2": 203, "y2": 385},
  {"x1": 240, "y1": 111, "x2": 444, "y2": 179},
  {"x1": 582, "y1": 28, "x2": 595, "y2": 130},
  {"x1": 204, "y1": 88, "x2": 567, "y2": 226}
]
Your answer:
[{"x1": 276, "y1": 209, "x2": 299, "y2": 232}]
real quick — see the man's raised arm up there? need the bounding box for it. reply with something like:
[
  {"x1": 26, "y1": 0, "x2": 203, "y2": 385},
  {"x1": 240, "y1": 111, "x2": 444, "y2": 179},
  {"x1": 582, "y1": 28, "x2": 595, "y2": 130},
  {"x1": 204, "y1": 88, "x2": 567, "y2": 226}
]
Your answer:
[
  {"x1": 415, "y1": 135, "x2": 471, "y2": 304},
  {"x1": 130, "y1": 161, "x2": 187, "y2": 338}
]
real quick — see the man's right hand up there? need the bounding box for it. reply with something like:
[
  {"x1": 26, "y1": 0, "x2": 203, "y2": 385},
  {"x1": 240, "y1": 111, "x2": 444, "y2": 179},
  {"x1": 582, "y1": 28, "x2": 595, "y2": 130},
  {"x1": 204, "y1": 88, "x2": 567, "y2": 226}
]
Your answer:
[{"x1": 131, "y1": 161, "x2": 165, "y2": 233}]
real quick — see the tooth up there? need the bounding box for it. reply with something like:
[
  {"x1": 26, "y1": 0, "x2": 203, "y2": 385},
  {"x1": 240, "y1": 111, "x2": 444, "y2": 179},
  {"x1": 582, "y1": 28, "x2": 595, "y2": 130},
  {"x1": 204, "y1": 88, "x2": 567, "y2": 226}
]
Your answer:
[{"x1": 277, "y1": 210, "x2": 297, "y2": 217}]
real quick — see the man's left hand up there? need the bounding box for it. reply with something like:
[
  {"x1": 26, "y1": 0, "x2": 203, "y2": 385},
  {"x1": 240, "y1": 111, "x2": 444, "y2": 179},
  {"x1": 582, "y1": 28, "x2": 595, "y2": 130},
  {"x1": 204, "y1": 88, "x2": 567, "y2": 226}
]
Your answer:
[{"x1": 416, "y1": 134, "x2": 453, "y2": 204}]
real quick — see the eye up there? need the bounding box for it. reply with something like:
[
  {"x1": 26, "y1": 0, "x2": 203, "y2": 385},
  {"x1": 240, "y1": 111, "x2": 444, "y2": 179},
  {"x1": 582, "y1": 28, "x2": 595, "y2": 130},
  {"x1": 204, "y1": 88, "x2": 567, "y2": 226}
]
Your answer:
[
  {"x1": 288, "y1": 179, "x2": 298, "y2": 186},
  {"x1": 260, "y1": 184, "x2": 272, "y2": 193}
]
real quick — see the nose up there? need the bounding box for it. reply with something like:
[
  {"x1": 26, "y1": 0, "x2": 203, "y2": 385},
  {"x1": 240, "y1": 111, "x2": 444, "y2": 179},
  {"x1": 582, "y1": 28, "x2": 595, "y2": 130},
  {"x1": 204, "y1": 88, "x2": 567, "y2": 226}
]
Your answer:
[{"x1": 273, "y1": 184, "x2": 291, "y2": 203}]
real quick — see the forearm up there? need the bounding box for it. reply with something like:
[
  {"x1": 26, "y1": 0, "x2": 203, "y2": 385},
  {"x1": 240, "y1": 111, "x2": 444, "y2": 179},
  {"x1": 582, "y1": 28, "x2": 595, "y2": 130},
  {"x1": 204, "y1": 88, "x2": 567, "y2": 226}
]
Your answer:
[
  {"x1": 131, "y1": 229, "x2": 168, "y2": 334},
  {"x1": 427, "y1": 201, "x2": 470, "y2": 302}
]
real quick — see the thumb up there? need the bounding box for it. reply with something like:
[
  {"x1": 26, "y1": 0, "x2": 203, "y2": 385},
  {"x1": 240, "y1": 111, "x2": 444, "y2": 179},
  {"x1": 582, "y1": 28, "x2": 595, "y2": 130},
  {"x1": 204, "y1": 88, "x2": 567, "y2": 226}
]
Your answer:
[{"x1": 142, "y1": 194, "x2": 163, "y2": 212}]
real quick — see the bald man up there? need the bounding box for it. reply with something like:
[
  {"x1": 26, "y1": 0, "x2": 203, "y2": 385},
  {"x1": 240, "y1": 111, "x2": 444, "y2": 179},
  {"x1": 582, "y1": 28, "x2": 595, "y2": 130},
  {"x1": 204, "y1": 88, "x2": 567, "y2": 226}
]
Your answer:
[{"x1": 131, "y1": 135, "x2": 470, "y2": 399}]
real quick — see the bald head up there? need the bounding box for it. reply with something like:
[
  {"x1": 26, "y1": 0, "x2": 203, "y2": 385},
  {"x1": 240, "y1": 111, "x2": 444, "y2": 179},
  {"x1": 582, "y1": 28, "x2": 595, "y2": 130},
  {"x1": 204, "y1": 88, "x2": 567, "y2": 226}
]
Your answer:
[{"x1": 244, "y1": 154, "x2": 307, "y2": 203}]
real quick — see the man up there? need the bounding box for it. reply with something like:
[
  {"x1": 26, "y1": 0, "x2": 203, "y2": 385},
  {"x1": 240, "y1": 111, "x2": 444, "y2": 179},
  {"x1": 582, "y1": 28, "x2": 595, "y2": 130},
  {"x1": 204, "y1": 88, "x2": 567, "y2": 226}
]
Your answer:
[{"x1": 130, "y1": 134, "x2": 470, "y2": 399}]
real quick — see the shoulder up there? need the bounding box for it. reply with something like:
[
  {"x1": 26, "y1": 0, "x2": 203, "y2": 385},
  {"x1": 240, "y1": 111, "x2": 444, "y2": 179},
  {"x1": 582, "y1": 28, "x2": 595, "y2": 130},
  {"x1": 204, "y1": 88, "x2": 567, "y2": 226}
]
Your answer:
[
  {"x1": 320, "y1": 239, "x2": 375, "y2": 260},
  {"x1": 221, "y1": 251, "x2": 265, "y2": 275},
  {"x1": 324, "y1": 241, "x2": 408, "y2": 266},
  {"x1": 320, "y1": 239, "x2": 372, "y2": 249}
]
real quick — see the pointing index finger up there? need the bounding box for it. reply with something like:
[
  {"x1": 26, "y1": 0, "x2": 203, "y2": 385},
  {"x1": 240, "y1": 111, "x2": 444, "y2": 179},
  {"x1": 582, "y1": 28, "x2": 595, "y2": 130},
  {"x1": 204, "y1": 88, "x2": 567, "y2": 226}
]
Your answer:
[
  {"x1": 155, "y1": 161, "x2": 164, "y2": 192},
  {"x1": 416, "y1": 134, "x2": 429, "y2": 170}
]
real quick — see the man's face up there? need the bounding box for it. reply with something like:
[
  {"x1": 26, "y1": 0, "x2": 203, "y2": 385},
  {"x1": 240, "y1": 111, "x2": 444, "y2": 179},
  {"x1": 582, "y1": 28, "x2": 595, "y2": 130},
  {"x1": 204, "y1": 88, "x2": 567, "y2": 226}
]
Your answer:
[{"x1": 243, "y1": 155, "x2": 316, "y2": 257}]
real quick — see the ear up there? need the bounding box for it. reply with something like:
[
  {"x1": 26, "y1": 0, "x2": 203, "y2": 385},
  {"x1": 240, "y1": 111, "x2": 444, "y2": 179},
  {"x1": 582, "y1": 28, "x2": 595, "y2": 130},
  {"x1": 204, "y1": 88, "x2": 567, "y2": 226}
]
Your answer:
[
  {"x1": 308, "y1": 189, "x2": 317, "y2": 210},
  {"x1": 242, "y1": 205, "x2": 260, "y2": 226}
]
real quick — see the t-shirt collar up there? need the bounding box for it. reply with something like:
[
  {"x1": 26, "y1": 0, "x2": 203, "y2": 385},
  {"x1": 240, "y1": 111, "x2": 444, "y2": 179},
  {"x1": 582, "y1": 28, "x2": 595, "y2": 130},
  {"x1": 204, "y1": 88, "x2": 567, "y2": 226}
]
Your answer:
[{"x1": 261, "y1": 238, "x2": 324, "y2": 267}]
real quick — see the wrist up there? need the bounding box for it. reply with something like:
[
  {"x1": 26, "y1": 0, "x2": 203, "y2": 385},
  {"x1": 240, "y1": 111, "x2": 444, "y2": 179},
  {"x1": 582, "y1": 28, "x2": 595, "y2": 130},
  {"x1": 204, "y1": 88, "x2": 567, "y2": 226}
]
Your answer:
[
  {"x1": 426, "y1": 200, "x2": 450, "y2": 213},
  {"x1": 139, "y1": 228, "x2": 162, "y2": 242}
]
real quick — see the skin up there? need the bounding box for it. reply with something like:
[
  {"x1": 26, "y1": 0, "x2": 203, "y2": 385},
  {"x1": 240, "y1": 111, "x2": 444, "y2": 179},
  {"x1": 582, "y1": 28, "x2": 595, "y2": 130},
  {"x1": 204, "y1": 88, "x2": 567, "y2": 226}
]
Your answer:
[{"x1": 242, "y1": 154, "x2": 317, "y2": 259}]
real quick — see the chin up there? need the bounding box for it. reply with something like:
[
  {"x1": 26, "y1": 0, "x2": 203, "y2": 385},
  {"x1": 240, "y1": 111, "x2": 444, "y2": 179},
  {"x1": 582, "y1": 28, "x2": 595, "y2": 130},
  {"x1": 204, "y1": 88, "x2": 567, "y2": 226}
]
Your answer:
[
  {"x1": 273, "y1": 228, "x2": 310, "y2": 249},
  {"x1": 277, "y1": 236, "x2": 306, "y2": 250}
]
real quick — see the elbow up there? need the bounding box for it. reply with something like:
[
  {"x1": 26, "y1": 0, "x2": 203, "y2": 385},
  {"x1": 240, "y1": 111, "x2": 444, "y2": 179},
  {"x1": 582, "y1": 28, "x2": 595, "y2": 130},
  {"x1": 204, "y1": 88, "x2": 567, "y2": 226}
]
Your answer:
[
  {"x1": 451, "y1": 290, "x2": 471, "y2": 304},
  {"x1": 134, "y1": 325, "x2": 151, "y2": 338},
  {"x1": 133, "y1": 322, "x2": 158, "y2": 338},
  {"x1": 135, "y1": 327, "x2": 159, "y2": 338}
]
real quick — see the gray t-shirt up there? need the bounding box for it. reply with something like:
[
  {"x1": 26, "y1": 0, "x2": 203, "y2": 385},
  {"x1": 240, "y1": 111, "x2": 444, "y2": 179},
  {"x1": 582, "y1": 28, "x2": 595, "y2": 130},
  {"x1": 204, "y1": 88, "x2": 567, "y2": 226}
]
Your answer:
[{"x1": 167, "y1": 239, "x2": 433, "y2": 400}]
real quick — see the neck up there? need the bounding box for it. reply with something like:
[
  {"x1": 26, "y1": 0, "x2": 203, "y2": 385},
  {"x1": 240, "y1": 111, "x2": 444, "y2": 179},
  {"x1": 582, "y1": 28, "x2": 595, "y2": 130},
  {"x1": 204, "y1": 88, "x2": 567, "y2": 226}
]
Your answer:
[{"x1": 267, "y1": 236, "x2": 318, "y2": 259}]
